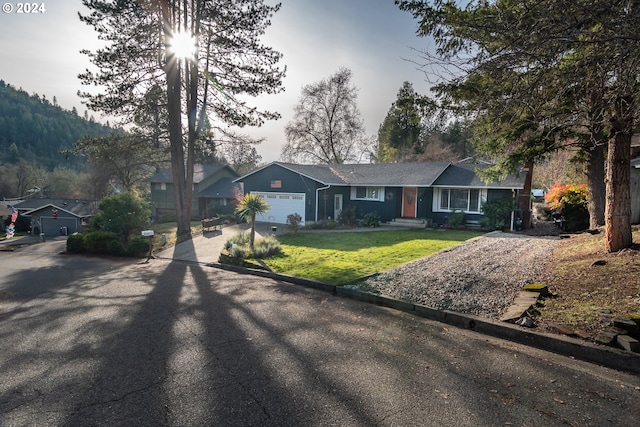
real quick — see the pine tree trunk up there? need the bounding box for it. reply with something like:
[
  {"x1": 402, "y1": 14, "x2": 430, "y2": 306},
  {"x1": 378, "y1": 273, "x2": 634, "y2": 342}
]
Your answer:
[
  {"x1": 604, "y1": 95, "x2": 633, "y2": 252},
  {"x1": 587, "y1": 86, "x2": 607, "y2": 229},
  {"x1": 164, "y1": 15, "x2": 192, "y2": 239},
  {"x1": 518, "y1": 163, "x2": 533, "y2": 228},
  {"x1": 587, "y1": 143, "x2": 606, "y2": 229}
]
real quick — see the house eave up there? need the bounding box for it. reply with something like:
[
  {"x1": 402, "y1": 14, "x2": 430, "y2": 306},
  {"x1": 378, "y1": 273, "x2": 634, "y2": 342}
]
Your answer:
[
  {"x1": 431, "y1": 184, "x2": 525, "y2": 190},
  {"x1": 22, "y1": 204, "x2": 85, "y2": 218},
  {"x1": 234, "y1": 162, "x2": 337, "y2": 186}
]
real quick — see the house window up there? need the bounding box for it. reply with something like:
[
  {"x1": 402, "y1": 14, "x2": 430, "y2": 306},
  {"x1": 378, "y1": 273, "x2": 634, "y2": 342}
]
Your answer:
[
  {"x1": 350, "y1": 186, "x2": 384, "y2": 201},
  {"x1": 440, "y1": 189, "x2": 449, "y2": 210},
  {"x1": 437, "y1": 188, "x2": 482, "y2": 213},
  {"x1": 159, "y1": 183, "x2": 166, "y2": 191}
]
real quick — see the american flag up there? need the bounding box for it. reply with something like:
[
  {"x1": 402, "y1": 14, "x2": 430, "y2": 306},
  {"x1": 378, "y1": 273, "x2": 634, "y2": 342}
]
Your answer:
[{"x1": 10, "y1": 206, "x2": 18, "y2": 224}]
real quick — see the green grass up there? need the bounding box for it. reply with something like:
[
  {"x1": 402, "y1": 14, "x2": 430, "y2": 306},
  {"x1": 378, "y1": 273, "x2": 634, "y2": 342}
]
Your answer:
[{"x1": 262, "y1": 229, "x2": 482, "y2": 285}]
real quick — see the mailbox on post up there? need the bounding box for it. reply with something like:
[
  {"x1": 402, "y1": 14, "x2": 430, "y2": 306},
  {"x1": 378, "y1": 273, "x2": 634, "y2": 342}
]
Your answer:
[{"x1": 141, "y1": 230, "x2": 154, "y2": 261}]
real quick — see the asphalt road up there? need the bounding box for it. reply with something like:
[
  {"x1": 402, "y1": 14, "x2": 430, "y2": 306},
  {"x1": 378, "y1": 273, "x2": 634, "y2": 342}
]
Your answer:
[{"x1": 1, "y1": 242, "x2": 639, "y2": 426}]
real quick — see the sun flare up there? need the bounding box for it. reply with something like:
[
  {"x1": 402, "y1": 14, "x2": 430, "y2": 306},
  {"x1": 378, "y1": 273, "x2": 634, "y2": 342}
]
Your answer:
[{"x1": 168, "y1": 31, "x2": 197, "y2": 59}]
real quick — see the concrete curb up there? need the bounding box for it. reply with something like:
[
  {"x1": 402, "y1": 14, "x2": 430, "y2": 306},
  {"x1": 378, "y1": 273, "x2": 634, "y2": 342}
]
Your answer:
[{"x1": 207, "y1": 261, "x2": 640, "y2": 375}]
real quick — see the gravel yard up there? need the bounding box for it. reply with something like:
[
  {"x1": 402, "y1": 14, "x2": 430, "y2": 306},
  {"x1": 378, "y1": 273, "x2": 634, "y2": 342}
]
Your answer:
[{"x1": 360, "y1": 231, "x2": 560, "y2": 319}]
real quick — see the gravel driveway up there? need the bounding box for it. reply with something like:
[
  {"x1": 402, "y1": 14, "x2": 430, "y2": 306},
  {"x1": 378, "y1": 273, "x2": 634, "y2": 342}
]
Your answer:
[{"x1": 361, "y1": 231, "x2": 559, "y2": 319}]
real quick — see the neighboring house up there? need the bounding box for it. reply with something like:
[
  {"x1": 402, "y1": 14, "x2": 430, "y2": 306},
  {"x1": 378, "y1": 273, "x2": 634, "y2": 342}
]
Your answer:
[
  {"x1": 234, "y1": 161, "x2": 526, "y2": 227},
  {"x1": 631, "y1": 158, "x2": 640, "y2": 224},
  {"x1": 13, "y1": 199, "x2": 97, "y2": 236},
  {"x1": 0, "y1": 201, "x2": 15, "y2": 217},
  {"x1": 149, "y1": 164, "x2": 240, "y2": 221}
]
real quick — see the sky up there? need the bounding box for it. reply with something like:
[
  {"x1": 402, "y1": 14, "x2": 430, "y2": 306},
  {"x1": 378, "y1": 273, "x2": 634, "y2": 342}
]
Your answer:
[{"x1": 0, "y1": 0, "x2": 432, "y2": 163}]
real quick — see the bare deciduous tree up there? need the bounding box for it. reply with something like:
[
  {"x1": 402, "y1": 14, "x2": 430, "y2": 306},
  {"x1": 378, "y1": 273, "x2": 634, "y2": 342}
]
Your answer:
[{"x1": 282, "y1": 68, "x2": 366, "y2": 164}]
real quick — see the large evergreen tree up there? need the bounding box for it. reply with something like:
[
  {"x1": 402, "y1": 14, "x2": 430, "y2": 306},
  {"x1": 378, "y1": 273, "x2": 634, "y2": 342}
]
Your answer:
[
  {"x1": 397, "y1": 0, "x2": 639, "y2": 251},
  {"x1": 377, "y1": 81, "x2": 423, "y2": 162},
  {"x1": 79, "y1": 0, "x2": 285, "y2": 238}
]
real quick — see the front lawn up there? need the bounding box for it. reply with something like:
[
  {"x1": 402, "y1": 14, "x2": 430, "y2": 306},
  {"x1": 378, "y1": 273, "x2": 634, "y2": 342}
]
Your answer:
[{"x1": 262, "y1": 229, "x2": 482, "y2": 285}]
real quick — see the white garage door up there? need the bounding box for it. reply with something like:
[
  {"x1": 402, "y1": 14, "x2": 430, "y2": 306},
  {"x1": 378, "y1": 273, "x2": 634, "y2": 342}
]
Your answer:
[{"x1": 252, "y1": 192, "x2": 305, "y2": 225}]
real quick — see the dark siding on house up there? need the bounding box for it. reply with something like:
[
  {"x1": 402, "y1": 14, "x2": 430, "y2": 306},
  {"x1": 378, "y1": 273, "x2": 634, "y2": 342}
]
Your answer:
[
  {"x1": 347, "y1": 199, "x2": 393, "y2": 222},
  {"x1": 417, "y1": 187, "x2": 433, "y2": 219},
  {"x1": 316, "y1": 188, "x2": 350, "y2": 221},
  {"x1": 240, "y1": 165, "x2": 324, "y2": 222},
  {"x1": 487, "y1": 189, "x2": 514, "y2": 203},
  {"x1": 151, "y1": 182, "x2": 174, "y2": 218},
  {"x1": 30, "y1": 208, "x2": 82, "y2": 236},
  {"x1": 315, "y1": 186, "x2": 402, "y2": 223}
]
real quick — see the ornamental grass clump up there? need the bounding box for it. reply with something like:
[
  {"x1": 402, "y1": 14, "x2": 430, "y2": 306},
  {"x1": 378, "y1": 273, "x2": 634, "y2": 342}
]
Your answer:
[
  {"x1": 221, "y1": 231, "x2": 281, "y2": 261},
  {"x1": 252, "y1": 235, "x2": 282, "y2": 258}
]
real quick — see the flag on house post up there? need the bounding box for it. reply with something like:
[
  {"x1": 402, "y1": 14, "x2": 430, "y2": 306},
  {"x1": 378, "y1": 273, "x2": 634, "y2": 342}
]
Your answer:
[{"x1": 10, "y1": 207, "x2": 18, "y2": 224}]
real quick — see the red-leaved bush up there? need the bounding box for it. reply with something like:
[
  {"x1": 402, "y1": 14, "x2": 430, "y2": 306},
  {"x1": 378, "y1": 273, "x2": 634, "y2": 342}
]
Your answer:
[
  {"x1": 544, "y1": 182, "x2": 589, "y2": 231},
  {"x1": 544, "y1": 182, "x2": 588, "y2": 211}
]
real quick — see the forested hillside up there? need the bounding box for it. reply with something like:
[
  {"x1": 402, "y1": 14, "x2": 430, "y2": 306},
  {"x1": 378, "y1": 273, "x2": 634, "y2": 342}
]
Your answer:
[{"x1": 0, "y1": 80, "x2": 116, "y2": 169}]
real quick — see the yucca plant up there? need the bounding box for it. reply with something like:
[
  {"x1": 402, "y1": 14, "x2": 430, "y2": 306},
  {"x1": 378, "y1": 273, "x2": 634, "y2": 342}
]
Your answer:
[{"x1": 235, "y1": 193, "x2": 270, "y2": 249}]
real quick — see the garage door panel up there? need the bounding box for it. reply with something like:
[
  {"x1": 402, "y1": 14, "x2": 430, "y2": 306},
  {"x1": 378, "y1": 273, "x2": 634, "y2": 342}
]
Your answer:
[{"x1": 252, "y1": 192, "x2": 305, "y2": 225}]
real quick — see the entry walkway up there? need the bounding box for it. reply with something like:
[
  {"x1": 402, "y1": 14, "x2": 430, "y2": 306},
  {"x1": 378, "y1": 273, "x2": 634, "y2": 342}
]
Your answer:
[{"x1": 154, "y1": 222, "x2": 283, "y2": 264}]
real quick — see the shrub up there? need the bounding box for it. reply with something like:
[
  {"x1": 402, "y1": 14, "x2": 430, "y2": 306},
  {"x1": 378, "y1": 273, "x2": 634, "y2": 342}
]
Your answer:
[
  {"x1": 221, "y1": 232, "x2": 281, "y2": 260},
  {"x1": 13, "y1": 214, "x2": 32, "y2": 233},
  {"x1": 229, "y1": 245, "x2": 246, "y2": 258},
  {"x1": 205, "y1": 203, "x2": 236, "y2": 219},
  {"x1": 324, "y1": 219, "x2": 338, "y2": 229},
  {"x1": 217, "y1": 213, "x2": 237, "y2": 224},
  {"x1": 219, "y1": 248, "x2": 245, "y2": 265},
  {"x1": 339, "y1": 206, "x2": 357, "y2": 227},
  {"x1": 224, "y1": 231, "x2": 250, "y2": 250},
  {"x1": 303, "y1": 219, "x2": 339, "y2": 230},
  {"x1": 82, "y1": 231, "x2": 120, "y2": 254},
  {"x1": 481, "y1": 198, "x2": 514, "y2": 231},
  {"x1": 127, "y1": 236, "x2": 150, "y2": 257},
  {"x1": 363, "y1": 212, "x2": 381, "y2": 227},
  {"x1": 252, "y1": 235, "x2": 282, "y2": 258},
  {"x1": 545, "y1": 182, "x2": 589, "y2": 231},
  {"x1": 286, "y1": 212, "x2": 303, "y2": 233},
  {"x1": 447, "y1": 210, "x2": 465, "y2": 228},
  {"x1": 533, "y1": 202, "x2": 552, "y2": 221},
  {"x1": 66, "y1": 233, "x2": 85, "y2": 253},
  {"x1": 107, "y1": 239, "x2": 127, "y2": 257},
  {"x1": 90, "y1": 192, "x2": 150, "y2": 243}
]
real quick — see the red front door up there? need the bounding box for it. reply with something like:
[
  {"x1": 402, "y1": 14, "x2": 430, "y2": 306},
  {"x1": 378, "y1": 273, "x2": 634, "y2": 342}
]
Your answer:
[{"x1": 402, "y1": 187, "x2": 417, "y2": 218}]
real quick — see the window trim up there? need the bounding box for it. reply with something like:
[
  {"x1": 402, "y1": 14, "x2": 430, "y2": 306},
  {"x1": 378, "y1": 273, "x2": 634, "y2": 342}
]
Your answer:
[
  {"x1": 434, "y1": 187, "x2": 485, "y2": 213},
  {"x1": 350, "y1": 186, "x2": 385, "y2": 202}
]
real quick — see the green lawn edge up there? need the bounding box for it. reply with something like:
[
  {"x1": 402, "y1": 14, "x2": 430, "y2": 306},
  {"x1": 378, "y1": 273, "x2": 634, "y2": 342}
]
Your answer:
[{"x1": 262, "y1": 229, "x2": 483, "y2": 285}]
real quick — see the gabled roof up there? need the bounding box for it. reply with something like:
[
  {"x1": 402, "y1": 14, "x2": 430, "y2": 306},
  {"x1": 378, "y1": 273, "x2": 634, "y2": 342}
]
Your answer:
[
  {"x1": 14, "y1": 199, "x2": 98, "y2": 217},
  {"x1": 329, "y1": 162, "x2": 451, "y2": 186},
  {"x1": 235, "y1": 161, "x2": 452, "y2": 186},
  {"x1": 432, "y1": 163, "x2": 525, "y2": 189},
  {"x1": 150, "y1": 163, "x2": 237, "y2": 184},
  {"x1": 196, "y1": 177, "x2": 240, "y2": 199}
]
